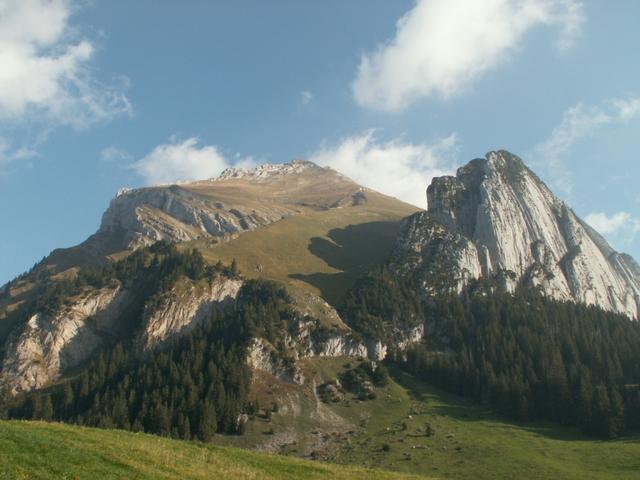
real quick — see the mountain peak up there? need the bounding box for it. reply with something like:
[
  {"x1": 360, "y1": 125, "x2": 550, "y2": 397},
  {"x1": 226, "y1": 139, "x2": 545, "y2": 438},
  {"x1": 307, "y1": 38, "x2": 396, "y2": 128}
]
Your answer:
[
  {"x1": 453, "y1": 150, "x2": 530, "y2": 185},
  {"x1": 216, "y1": 159, "x2": 323, "y2": 182},
  {"x1": 399, "y1": 151, "x2": 640, "y2": 319}
]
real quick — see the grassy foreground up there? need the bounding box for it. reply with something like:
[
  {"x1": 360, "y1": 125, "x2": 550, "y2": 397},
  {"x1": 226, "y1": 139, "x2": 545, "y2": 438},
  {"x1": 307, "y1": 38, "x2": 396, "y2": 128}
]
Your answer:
[{"x1": 0, "y1": 420, "x2": 426, "y2": 480}]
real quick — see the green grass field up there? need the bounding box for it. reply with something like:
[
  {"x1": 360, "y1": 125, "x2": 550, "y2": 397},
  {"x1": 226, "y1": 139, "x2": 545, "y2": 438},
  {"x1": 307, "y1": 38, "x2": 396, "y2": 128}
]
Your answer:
[
  {"x1": 180, "y1": 357, "x2": 640, "y2": 480},
  {"x1": 333, "y1": 368, "x2": 640, "y2": 480},
  {"x1": 2, "y1": 364, "x2": 639, "y2": 480},
  {"x1": 0, "y1": 420, "x2": 425, "y2": 480}
]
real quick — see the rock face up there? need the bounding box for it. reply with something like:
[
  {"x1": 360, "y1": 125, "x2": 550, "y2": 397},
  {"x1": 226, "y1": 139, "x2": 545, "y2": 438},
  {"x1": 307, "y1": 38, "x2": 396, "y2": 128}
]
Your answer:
[
  {"x1": 217, "y1": 159, "x2": 319, "y2": 181},
  {"x1": 245, "y1": 308, "x2": 425, "y2": 385},
  {"x1": 141, "y1": 277, "x2": 243, "y2": 348},
  {"x1": 97, "y1": 160, "x2": 365, "y2": 251},
  {"x1": 392, "y1": 151, "x2": 640, "y2": 319},
  {"x1": 0, "y1": 287, "x2": 129, "y2": 395},
  {"x1": 99, "y1": 184, "x2": 291, "y2": 250},
  {"x1": 0, "y1": 276, "x2": 243, "y2": 395}
]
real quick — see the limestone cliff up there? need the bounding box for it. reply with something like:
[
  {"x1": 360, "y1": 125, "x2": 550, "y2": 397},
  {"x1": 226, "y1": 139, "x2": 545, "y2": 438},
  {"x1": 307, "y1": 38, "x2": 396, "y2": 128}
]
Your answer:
[
  {"x1": 391, "y1": 150, "x2": 640, "y2": 319},
  {"x1": 0, "y1": 286, "x2": 129, "y2": 395},
  {"x1": 0, "y1": 274, "x2": 244, "y2": 395},
  {"x1": 140, "y1": 276, "x2": 243, "y2": 348},
  {"x1": 97, "y1": 160, "x2": 366, "y2": 251}
]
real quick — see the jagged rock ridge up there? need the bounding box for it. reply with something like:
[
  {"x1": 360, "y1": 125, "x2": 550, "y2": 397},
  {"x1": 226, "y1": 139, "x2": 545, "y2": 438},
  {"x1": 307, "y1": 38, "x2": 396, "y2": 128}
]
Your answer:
[
  {"x1": 391, "y1": 150, "x2": 640, "y2": 319},
  {"x1": 98, "y1": 159, "x2": 366, "y2": 252}
]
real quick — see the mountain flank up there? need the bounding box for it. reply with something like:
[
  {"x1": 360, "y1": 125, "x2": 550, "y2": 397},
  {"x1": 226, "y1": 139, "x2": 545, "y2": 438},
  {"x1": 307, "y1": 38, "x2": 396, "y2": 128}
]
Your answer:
[
  {"x1": 392, "y1": 150, "x2": 640, "y2": 319},
  {"x1": 1, "y1": 151, "x2": 640, "y2": 463}
]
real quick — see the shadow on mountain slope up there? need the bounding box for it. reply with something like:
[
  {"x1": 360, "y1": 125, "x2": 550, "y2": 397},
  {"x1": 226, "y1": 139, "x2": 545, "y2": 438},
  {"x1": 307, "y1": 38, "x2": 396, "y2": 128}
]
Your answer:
[{"x1": 290, "y1": 220, "x2": 401, "y2": 306}]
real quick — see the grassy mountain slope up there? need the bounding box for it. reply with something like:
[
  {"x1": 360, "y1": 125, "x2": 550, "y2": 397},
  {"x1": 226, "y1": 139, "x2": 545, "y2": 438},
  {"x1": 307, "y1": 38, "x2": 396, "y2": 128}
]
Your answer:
[
  {"x1": 0, "y1": 420, "x2": 425, "y2": 480},
  {"x1": 4, "y1": 362, "x2": 638, "y2": 480},
  {"x1": 190, "y1": 191, "x2": 418, "y2": 309},
  {"x1": 333, "y1": 368, "x2": 640, "y2": 480},
  {"x1": 0, "y1": 167, "x2": 418, "y2": 346},
  {"x1": 166, "y1": 356, "x2": 639, "y2": 480}
]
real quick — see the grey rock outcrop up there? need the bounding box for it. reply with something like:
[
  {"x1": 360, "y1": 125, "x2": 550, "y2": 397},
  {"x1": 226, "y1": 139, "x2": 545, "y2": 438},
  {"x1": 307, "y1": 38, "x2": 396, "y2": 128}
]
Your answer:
[
  {"x1": 0, "y1": 286, "x2": 129, "y2": 395},
  {"x1": 392, "y1": 150, "x2": 640, "y2": 319},
  {"x1": 0, "y1": 275, "x2": 243, "y2": 395},
  {"x1": 97, "y1": 160, "x2": 365, "y2": 252},
  {"x1": 140, "y1": 277, "x2": 243, "y2": 348},
  {"x1": 98, "y1": 184, "x2": 292, "y2": 250}
]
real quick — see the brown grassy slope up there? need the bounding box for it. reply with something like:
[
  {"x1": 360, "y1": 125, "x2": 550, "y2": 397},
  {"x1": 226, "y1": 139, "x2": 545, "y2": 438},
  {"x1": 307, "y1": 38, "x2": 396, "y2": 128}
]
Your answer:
[{"x1": 190, "y1": 190, "x2": 419, "y2": 308}]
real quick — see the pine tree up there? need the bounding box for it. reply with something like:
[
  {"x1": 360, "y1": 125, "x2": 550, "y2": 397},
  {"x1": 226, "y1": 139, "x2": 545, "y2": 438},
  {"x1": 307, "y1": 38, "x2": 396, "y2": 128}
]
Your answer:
[
  {"x1": 198, "y1": 401, "x2": 217, "y2": 441},
  {"x1": 62, "y1": 380, "x2": 74, "y2": 417},
  {"x1": 41, "y1": 395, "x2": 53, "y2": 421}
]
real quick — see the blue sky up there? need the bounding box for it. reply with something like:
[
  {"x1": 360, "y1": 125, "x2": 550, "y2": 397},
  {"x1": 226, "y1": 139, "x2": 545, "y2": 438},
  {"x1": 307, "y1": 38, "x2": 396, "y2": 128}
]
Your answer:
[{"x1": 1, "y1": 0, "x2": 639, "y2": 284}]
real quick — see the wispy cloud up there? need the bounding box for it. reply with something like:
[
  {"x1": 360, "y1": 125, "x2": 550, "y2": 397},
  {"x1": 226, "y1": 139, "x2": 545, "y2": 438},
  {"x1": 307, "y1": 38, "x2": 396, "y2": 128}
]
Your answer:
[
  {"x1": 585, "y1": 211, "x2": 640, "y2": 249},
  {"x1": 0, "y1": 137, "x2": 38, "y2": 174},
  {"x1": 352, "y1": 0, "x2": 584, "y2": 112},
  {"x1": 309, "y1": 130, "x2": 458, "y2": 208},
  {"x1": 132, "y1": 137, "x2": 256, "y2": 186},
  {"x1": 300, "y1": 90, "x2": 313, "y2": 106},
  {"x1": 530, "y1": 95, "x2": 640, "y2": 196},
  {"x1": 0, "y1": 0, "x2": 132, "y2": 129},
  {"x1": 101, "y1": 146, "x2": 132, "y2": 163}
]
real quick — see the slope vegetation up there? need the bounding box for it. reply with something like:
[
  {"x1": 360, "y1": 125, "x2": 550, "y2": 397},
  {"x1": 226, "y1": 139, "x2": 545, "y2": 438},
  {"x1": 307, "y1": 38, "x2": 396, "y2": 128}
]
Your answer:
[
  {"x1": 332, "y1": 367, "x2": 640, "y2": 480},
  {"x1": 0, "y1": 420, "x2": 425, "y2": 480},
  {"x1": 192, "y1": 192, "x2": 418, "y2": 308}
]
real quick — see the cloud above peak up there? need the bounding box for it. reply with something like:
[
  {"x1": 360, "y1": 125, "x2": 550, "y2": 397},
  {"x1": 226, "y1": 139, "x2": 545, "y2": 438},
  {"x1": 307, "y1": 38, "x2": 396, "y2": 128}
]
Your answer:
[
  {"x1": 0, "y1": 0, "x2": 131, "y2": 128},
  {"x1": 585, "y1": 211, "x2": 640, "y2": 251},
  {"x1": 352, "y1": 0, "x2": 584, "y2": 112},
  {"x1": 132, "y1": 137, "x2": 256, "y2": 186},
  {"x1": 530, "y1": 94, "x2": 640, "y2": 196},
  {"x1": 309, "y1": 131, "x2": 458, "y2": 208}
]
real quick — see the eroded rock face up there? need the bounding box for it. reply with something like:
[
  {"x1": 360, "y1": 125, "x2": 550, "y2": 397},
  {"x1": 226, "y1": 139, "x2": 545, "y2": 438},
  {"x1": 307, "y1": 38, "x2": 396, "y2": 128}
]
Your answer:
[
  {"x1": 98, "y1": 160, "x2": 364, "y2": 251},
  {"x1": 217, "y1": 159, "x2": 318, "y2": 181},
  {"x1": 0, "y1": 275, "x2": 244, "y2": 395},
  {"x1": 141, "y1": 277, "x2": 243, "y2": 348},
  {"x1": 99, "y1": 185, "x2": 291, "y2": 250},
  {"x1": 392, "y1": 150, "x2": 640, "y2": 319},
  {"x1": 245, "y1": 308, "x2": 425, "y2": 385},
  {"x1": 246, "y1": 338, "x2": 306, "y2": 385},
  {"x1": 0, "y1": 287, "x2": 129, "y2": 395}
]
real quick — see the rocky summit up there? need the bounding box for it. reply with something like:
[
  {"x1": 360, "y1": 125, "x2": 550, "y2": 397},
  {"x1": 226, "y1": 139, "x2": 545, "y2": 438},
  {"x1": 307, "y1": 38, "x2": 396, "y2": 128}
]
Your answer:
[
  {"x1": 39, "y1": 160, "x2": 370, "y2": 274},
  {"x1": 391, "y1": 150, "x2": 640, "y2": 319},
  {"x1": 97, "y1": 160, "x2": 365, "y2": 251}
]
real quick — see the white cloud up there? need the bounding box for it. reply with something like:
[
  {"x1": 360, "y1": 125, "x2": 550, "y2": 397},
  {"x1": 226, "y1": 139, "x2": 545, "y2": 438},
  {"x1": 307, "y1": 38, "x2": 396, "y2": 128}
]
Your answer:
[
  {"x1": 0, "y1": 136, "x2": 38, "y2": 173},
  {"x1": 300, "y1": 90, "x2": 313, "y2": 106},
  {"x1": 585, "y1": 211, "x2": 640, "y2": 249},
  {"x1": 586, "y1": 212, "x2": 632, "y2": 235},
  {"x1": 612, "y1": 96, "x2": 640, "y2": 122},
  {"x1": 309, "y1": 130, "x2": 458, "y2": 208},
  {"x1": 132, "y1": 137, "x2": 256, "y2": 186},
  {"x1": 352, "y1": 0, "x2": 584, "y2": 112},
  {"x1": 530, "y1": 95, "x2": 640, "y2": 195},
  {"x1": 0, "y1": 0, "x2": 131, "y2": 128},
  {"x1": 101, "y1": 146, "x2": 132, "y2": 163}
]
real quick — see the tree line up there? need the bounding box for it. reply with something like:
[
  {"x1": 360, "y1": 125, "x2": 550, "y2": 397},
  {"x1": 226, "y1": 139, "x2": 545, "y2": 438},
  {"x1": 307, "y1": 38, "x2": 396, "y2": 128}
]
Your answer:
[
  {"x1": 2, "y1": 241, "x2": 293, "y2": 441},
  {"x1": 341, "y1": 270, "x2": 640, "y2": 438},
  {"x1": 402, "y1": 286, "x2": 640, "y2": 438}
]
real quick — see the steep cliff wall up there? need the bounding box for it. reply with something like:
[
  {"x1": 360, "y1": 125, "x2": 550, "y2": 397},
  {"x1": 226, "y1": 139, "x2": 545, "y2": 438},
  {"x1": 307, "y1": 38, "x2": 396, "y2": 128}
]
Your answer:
[
  {"x1": 0, "y1": 287, "x2": 129, "y2": 395},
  {"x1": 392, "y1": 151, "x2": 640, "y2": 319}
]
